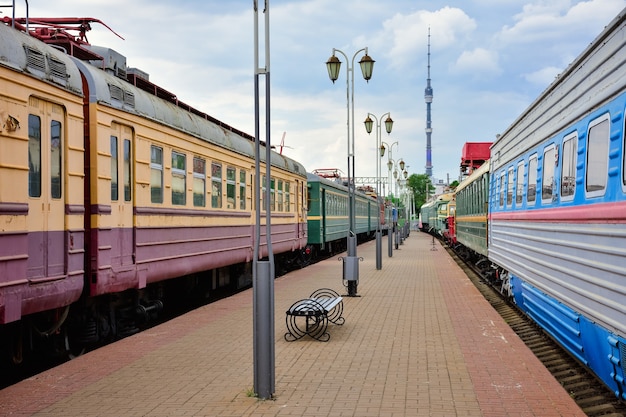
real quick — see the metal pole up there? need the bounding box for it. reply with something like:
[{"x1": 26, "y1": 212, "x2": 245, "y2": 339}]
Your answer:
[
  {"x1": 374, "y1": 115, "x2": 380, "y2": 270},
  {"x1": 253, "y1": 0, "x2": 274, "y2": 400},
  {"x1": 367, "y1": 112, "x2": 387, "y2": 271},
  {"x1": 331, "y1": 48, "x2": 369, "y2": 297}
]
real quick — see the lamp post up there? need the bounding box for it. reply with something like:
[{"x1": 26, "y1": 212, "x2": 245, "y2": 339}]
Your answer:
[
  {"x1": 381, "y1": 141, "x2": 398, "y2": 199},
  {"x1": 381, "y1": 141, "x2": 398, "y2": 257},
  {"x1": 396, "y1": 158, "x2": 405, "y2": 196},
  {"x1": 397, "y1": 166, "x2": 408, "y2": 244},
  {"x1": 364, "y1": 112, "x2": 393, "y2": 270},
  {"x1": 253, "y1": 0, "x2": 274, "y2": 400},
  {"x1": 326, "y1": 47, "x2": 375, "y2": 297}
]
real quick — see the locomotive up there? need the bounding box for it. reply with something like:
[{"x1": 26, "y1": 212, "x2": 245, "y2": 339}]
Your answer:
[
  {"x1": 424, "y1": 7, "x2": 626, "y2": 400},
  {"x1": 0, "y1": 17, "x2": 308, "y2": 362}
]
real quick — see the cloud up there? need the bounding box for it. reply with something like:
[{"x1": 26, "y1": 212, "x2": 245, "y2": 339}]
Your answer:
[
  {"x1": 452, "y1": 48, "x2": 501, "y2": 76},
  {"x1": 370, "y1": 6, "x2": 477, "y2": 70},
  {"x1": 522, "y1": 66, "x2": 562, "y2": 86},
  {"x1": 499, "y1": 0, "x2": 626, "y2": 43}
]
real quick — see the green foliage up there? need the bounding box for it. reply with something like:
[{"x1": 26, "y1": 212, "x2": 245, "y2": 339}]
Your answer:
[{"x1": 406, "y1": 174, "x2": 435, "y2": 212}]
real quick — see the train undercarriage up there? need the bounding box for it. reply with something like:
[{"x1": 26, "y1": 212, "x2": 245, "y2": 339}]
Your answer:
[{"x1": 0, "y1": 249, "x2": 307, "y2": 384}]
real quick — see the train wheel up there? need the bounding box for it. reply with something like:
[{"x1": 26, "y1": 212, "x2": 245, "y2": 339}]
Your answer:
[
  {"x1": 9, "y1": 323, "x2": 24, "y2": 365},
  {"x1": 63, "y1": 329, "x2": 86, "y2": 359}
]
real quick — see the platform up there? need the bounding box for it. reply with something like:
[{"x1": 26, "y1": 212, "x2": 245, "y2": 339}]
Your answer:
[{"x1": 0, "y1": 232, "x2": 585, "y2": 417}]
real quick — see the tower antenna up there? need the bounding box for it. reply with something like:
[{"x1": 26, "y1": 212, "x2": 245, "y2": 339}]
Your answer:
[{"x1": 424, "y1": 27, "x2": 434, "y2": 178}]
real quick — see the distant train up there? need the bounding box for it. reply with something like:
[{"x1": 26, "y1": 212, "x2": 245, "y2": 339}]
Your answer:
[
  {"x1": 305, "y1": 171, "x2": 385, "y2": 261},
  {"x1": 0, "y1": 17, "x2": 308, "y2": 361},
  {"x1": 422, "y1": 8, "x2": 626, "y2": 400},
  {"x1": 419, "y1": 192, "x2": 454, "y2": 238}
]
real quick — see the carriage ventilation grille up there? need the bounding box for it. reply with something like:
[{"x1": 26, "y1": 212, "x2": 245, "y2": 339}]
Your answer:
[
  {"x1": 24, "y1": 46, "x2": 69, "y2": 86},
  {"x1": 109, "y1": 84, "x2": 123, "y2": 101},
  {"x1": 48, "y1": 57, "x2": 67, "y2": 81},
  {"x1": 108, "y1": 84, "x2": 135, "y2": 108},
  {"x1": 124, "y1": 91, "x2": 135, "y2": 107},
  {"x1": 24, "y1": 46, "x2": 45, "y2": 73},
  {"x1": 621, "y1": 341, "x2": 626, "y2": 376}
]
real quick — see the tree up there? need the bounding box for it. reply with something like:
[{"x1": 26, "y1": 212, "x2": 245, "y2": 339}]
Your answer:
[{"x1": 407, "y1": 174, "x2": 435, "y2": 212}]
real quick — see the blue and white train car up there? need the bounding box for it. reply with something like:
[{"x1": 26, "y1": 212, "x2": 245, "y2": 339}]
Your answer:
[{"x1": 488, "y1": 8, "x2": 626, "y2": 399}]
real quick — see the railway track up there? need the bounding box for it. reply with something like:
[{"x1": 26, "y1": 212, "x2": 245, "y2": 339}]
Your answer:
[{"x1": 445, "y1": 245, "x2": 626, "y2": 417}]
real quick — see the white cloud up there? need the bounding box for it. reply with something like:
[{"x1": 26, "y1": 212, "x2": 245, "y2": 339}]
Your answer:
[
  {"x1": 499, "y1": 0, "x2": 626, "y2": 43},
  {"x1": 523, "y1": 66, "x2": 562, "y2": 86},
  {"x1": 371, "y1": 6, "x2": 477, "y2": 70},
  {"x1": 452, "y1": 48, "x2": 501, "y2": 76}
]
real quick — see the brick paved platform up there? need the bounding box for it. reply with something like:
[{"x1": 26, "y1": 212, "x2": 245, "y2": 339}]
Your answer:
[{"x1": 0, "y1": 232, "x2": 586, "y2": 416}]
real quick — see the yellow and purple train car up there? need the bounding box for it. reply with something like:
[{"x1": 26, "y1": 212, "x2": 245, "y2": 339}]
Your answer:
[{"x1": 0, "y1": 17, "x2": 307, "y2": 359}]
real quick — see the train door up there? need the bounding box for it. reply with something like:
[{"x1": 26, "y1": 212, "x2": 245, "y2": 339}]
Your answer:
[
  {"x1": 321, "y1": 188, "x2": 327, "y2": 244},
  {"x1": 27, "y1": 99, "x2": 66, "y2": 280},
  {"x1": 294, "y1": 179, "x2": 300, "y2": 236},
  {"x1": 109, "y1": 123, "x2": 134, "y2": 269}
]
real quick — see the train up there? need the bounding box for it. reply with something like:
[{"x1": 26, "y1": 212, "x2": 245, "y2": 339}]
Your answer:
[
  {"x1": 422, "y1": 7, "x2": 626, "y2": 400},
  {"x1": 0, "y1": 13, "x2": 388, "y2": 367},
  {"x1": 418, "y1": 192, "x2": 454, "y2": 239},
  {"x1": 305, "y1": 171, "x2": 385, "y2": 261},
  {"x1": 0, "y1": 16, "x2": 310, "y2": 362}
]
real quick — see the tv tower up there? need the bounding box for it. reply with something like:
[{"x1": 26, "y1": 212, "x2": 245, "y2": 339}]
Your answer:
[{"x1": 424, "y1": 27, "x2": 433, "y2": 177}]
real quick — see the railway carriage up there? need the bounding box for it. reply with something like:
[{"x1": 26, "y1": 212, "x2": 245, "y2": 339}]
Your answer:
[
  {"x1": 419, "y1": 192, "x2": 453, "y2": 236},
  {"x1": 74, "y1": 52, "x2": 307, "y2": 299},
  {"x1": 305, "y1": 172, "x2": 378, "y2": 258},
  {"x1": 0, "y1": 20, "x2": 86, "y2": 329},
  {"x1": 489, "y1": 9, "x2": 626, "y2": 399},
  {"x1": 418, "y1": 200, "x2": 435, "y2": 232},
  {"x1": 0, "y1": 16, "x2": 307, "y2": 359},
  {"x1": 454, "y1": 161, "x2": 489, "y2": 262}
]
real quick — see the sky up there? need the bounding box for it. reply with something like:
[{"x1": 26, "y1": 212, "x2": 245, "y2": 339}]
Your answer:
[{"x1": 9, "y1": 0, "x2": 626, "y2": 187}]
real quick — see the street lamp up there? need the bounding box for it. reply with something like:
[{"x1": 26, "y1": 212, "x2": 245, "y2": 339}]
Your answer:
[
  {"x1": 381, "y1": 141, "x2": 398, "y2": 198},
  {"x1": 326, "y1": 47, "x2": 375, "y2": 297},
  {"x1": 381, "y1": 141, "x2": 398, "y2": 257},
  {"x1": 364, "y1": 112, "x2": 393, "y2": 270}
]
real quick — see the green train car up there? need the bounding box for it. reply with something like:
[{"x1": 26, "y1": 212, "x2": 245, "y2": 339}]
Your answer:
[
  {"x1": 454, "y1": 161, "x2": 490, "y2": 261},
  {"x1": 419, "y1": 192, "x2": 454, "y2": 236},
  {"x1": 306, "y1": 172, "x2": 381, "y2": 257}
]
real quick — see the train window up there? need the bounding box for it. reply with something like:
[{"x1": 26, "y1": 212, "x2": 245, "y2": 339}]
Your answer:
[
  {"x1": 560, "y1": 134, "x2": 577, "y2": 199},
  {"x1": 277, "y1": 180, "x2": 284, "y2": 211},
  {"x1": 226, "y1": 166, "x2": 236, "y2": 209},
  {"x1": 586, "y1": 116, "x2": 609, "y2": 195},
  {"x1": 171, "y1": 151, "x2": 186, "y2": 205},
  {"x1": 111, "y1": 136, "x2": 118, "y2": 201},
  {"x1": 123, "y1": 139, "x2": 131, "y2": 202},
  {"x1": 51, "y1": 120, "x2": 62, "y2": 199},
  {"x1": 239, "y1": 170, "x2": 246, "y2": 210},
  {"x1": 193, "y1": 157, "x2": 206, "y2": 207},
  {"x1": 150, "y1": 146, "x2": 163, "y2": 203},
  {"x1": 516, "y1": 162, "x2": 524, "y2": 204},
  {"x1": 499, "y1": 172, "x2": 505, "y2": 207},
  {"x1": 285, "y1": 182, "x2": 291, "y2": 212},
  {"x1": 507, "y1": 167, "x2": 514, "y2": 207},
  {"x1": 28, "y1": 114, "x2": 42, "y2": 198},
  {"x1": 528, "y1": 154, "x2": 538, "y2": 203},
  {"x1": 542, "y1": 145, "x2": 556, "y2": 203},
  {"x1": 212, "y1": 163, "x2": 222, "y2": 208}
]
